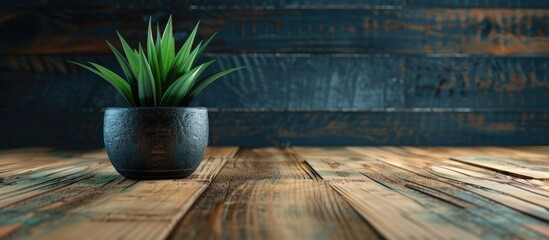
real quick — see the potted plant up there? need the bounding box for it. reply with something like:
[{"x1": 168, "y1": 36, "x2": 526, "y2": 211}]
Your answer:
[{"x1": 71, "y1": 17, "x2": 243, "y2": 179}]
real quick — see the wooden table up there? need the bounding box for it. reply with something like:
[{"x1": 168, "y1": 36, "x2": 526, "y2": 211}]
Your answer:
[{"x1": 1, "y1": 147, "x2": 549, "y2": 239}]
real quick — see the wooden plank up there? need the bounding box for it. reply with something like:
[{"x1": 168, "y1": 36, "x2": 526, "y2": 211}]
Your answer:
[
  {"x1": 1, "y1": 9, "x2": 549, "y2": 55},
  {"x1": 330, "y1": 181, "x2": 480, "y2": 240},
  {"x1": 171, "y1": 147, "x2": 379, "y2": 239},
  {"x1": 405, "y1": 147, "x2": 549, "y2": 194},
  {"x1": 512, "y1": 146, "x2": 549, "y2": 157},
  {"x1": 3, "y1": 109, "x2": 549, "y2": 148},
  {"x1": 0, "y1": 55, "x2": 405, "y2": 109},
  {"x1": 414, "y1": 147, "x2": 549, "y2": 160},
  {"x1": 0, "y1": 224, "x2": 21, "y2": 239},
  {"x1": 204, "y1": 146, "x2": 239, "y2": 159},
  {"x1": 478, "y1": 147, "x2": 549, "y2": 159},
  {"x1": 406, "y1": 0, "x2": 549, "y2": 8},
  {"x1": 3, "y1": 0, "x2": 549, "y2": 9},
  {"x1": 291, "y1": 148, "x2": 372, "y2": 180},
  {"x1": 450, "y1": 156, "x2": 549, "y2": 179},
  {"x1": 0, "y1": 149, "x2": 111, "y2": 205},
  {"x1": 3, "y1": 55, "x2": 549, "y2": 109},
  {"x1": 294, "y1": 147, "x2": 549, "y2": 239},
  {"x1": 215, "y1": 147, "x2": 316, "y2": 180},
  {"x1": 34, "y1": 180, "x2": 208, "y2": 240},
  {"x1": 0, "y1": 148, "x2": 100, "y2": 173},
  {"x1": 0, "y1": 147, "x2": 230, "y2": 239},
  {"x1": 208, "y1": 109, "x2": 549, "y2": 146},
  {"x1": 405, "y1": 57, "x2": 549, "y2": 109},
  {"x1": 430, "y1": 165, "x2": 549, "y2": 221},
  {"x1": 170, "y1": 180, "x2": 381, "y2": 239},
  {"x1": 172, "y1": 174, "x2": 378, "y2": 239},
  {"x1": 349, "y1": 147, "x2": 549, "y2": 223},
  {"x1": 0, "y1": 166, "x2": 99, "y2": 208},
  {"x1": 402, "y1": 146, "x2": 549, "y2": 160},
  {"x1": 1, "y1": 0, "x2": 405, "y2": 9},
  {"x1": 297, "y1": 149, "x2": 478, "y2": 239},
  {"x1": 0, "y1": 148, "x2": 54, "y2": 178},
  {"x1": 188, "y1": 0, "x2": 549, "y2": 8},
  {"x1": 188, "y1": 147, "x2": 236, "y2": 181}
]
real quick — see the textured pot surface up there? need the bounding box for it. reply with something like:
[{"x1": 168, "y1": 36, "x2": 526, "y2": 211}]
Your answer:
[{"x1": 104, "y1": 107, "x2": 208, "y2": 179}]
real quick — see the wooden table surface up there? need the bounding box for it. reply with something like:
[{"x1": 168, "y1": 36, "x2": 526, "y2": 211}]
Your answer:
[{"x1": 1, "y1": 147, "x2": 549, "y2": 239}]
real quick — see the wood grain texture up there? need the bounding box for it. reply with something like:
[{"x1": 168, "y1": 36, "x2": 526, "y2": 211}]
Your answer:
[
  {"x1": 3, "y1": 0, "x2": 549, "y2": 9},
  {"x1": 34, "y1": 181, "x2": 208, "y2": 240},
  {"x1": 207, "y1": 109, "x2": 549, "y2": 146},
  {"x1": 330, "y1": 181, "x2": 480, "y2": 240},
  {"x1": 187, "y1": 0, "x2": 549, "y2": 8},
  {"x1": 1, "y1": 0, "x2": 403, "y2": 9},
  {"x1": 0, "y1": 147, "x2": 231, "y2": 239},
  {"x1": 3, "y1": 109, "x2": 549, "y2": 149},
  {"x1": 188, "y1": 147, "x2": 237, "y2": 180},
  {"x1": 406, "y1": 0, "x2": 549, "y2": 8},
  {"x1": 2, "y1": 147, "x2": 549, "y2": 239},
  {"x1": 170, "y1": 147, "x2": 380, "y2": 240},
  {"x1": 4, "y1": 55, "x2": 549, "y2": 109},
  {"x1": 450, "y1": 156, "x2": 549, "y2": 179},
  {"x1": 214, "y1": 147, "x2": 317, "y2": 180},
  {"x1": 1, "y1": 8, "x2": 549, "y2": 54},
  {"x1": 512, "y1": 146, "x2": 549, "y2": 157},
  {"x1": 405, "y1": 57, "x2": 549, "y2": 108},
  {"x1": 171, "y1": 179, "x2": 380, "y2": 240},
  {"x1": 204, "y1": 147, "x2": 239, "y2": 159},
  {"x1": 294, "y1": 147, "x2": 549, "y2": 239},
  {"x1": 0, "y1": 55, "x2": 404, "y2": 109},
  {"x1": 348, "y1": 147, "x2": 549, "y2": 233}
]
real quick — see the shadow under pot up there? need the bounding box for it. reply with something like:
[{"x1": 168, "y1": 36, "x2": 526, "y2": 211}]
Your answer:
[{"x1": 103, "y1": 107, "x2": 208, "y2": 179}]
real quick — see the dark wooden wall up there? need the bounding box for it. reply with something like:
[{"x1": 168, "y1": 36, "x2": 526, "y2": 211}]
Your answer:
[{"x1": 1, "y1": 0, "x2": 549, "y2": 148}]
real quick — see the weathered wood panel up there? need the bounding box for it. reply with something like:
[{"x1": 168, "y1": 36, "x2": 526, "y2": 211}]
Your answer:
[
  {"x1": 349, "y1": 147, "x2": 549, "y2": 222},
  {"x1": 1, "y1": 0, "x2": 173, "y2": 8},
  {"x1": 450, "y1": 156, "x2": 549, "y2": 179},
  {"x1": 33, "y1": 181, "x2": 207, "y2": 240},
  {"x1": 214, "y1": 147, "x2": 316, "y2": 180},
  {"x1": 170, "y1": 147, "x2": 380, "y2": 239},
  {"x1": 171, "y1": 179, "x2": 381, "y2": 240},
  {"x1": 0, "y1": 55, "x2": 404, "y2": 109},
  {"x1": 3, "y1": 0, "x2": 549, "y2": 9},
  {"x1": 3, "y1": 55, "x2": 549, "y2": 109},
  {"x1": 1, "y1": 1, "x2": 548, "y2": 147},
  {"x1": 1, "y1": 8, "x2": 548, "y2": 54},
  {"x1": 405, "y1": 57, "x2": 549, "y2": 108},
  {"x1": 2, "y1": 109, "x2": 549, "y2": 148},
  {"x1": 406, "y1": 0, "x2": 549, "y2": 8},
  {"x1": 294, "y1": 147, "x2": 549, "y2": 239},
  {"x1": 188, "y1": 0, "x2": 549, "y2": 8},
  {"x1": 2, "y1": 147, "x2": 549, "y2": 239},
  {"x1": 0, "y1": 147, "x2": 231, "y2": 239},
  {"x1": 0, "y1": 0, "x2": 402, "y2": 9}
]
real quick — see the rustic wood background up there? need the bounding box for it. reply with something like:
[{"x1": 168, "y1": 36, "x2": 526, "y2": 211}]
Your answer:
[{"x1": 1, "y1": 0, "x2": 549, "y2": 148}]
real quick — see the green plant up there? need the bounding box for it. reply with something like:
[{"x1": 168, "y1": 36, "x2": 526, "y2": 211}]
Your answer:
[{"x1": 71, "y1": 17, "x2": 244, "y2": 107}]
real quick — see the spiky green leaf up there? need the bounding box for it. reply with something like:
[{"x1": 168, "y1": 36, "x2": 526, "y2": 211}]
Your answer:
[
  {"x1": 147, "y1": 18, "x2": 162, "y2": 97},
  {"x1": 190, "y1": 67, "x2": 245, "y2": 97},
  {"x1": 192, "y1": 32, "x2": 216, "y2": 66},
  {"x1": 116, "y1": 32, "x2": 140, "y2": 78},
  {"x1": 137, "y1": 48, "x2": 157, "y2": 106},
  {"x1": 160, "y1": 61, "x2": 214, "y2": 106},
  {"x1": 180, "y1": 41, "x2": 203, "y2": 74},
  {"x1": 71, "y1": 18, "x2": 243, "y2": 107},
  {"x1": 174, "y1": 22, "x2": 199, "y2": 69},
  {"x1": 159, "y1": 16, "x2": 175, "y2": 78},
  {"x1": 70, "y1": 61, "x2": 135, "y2": 106},
  {"x1": 106, "y1": 41, "x2": 133, "y2": 82}
]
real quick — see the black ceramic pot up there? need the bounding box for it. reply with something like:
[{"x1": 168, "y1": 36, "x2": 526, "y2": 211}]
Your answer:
[{"x1": 104, "y1": 107, "x2": 208, "y2": 179}]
